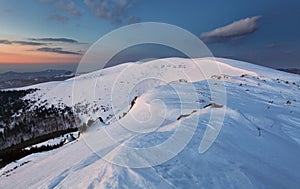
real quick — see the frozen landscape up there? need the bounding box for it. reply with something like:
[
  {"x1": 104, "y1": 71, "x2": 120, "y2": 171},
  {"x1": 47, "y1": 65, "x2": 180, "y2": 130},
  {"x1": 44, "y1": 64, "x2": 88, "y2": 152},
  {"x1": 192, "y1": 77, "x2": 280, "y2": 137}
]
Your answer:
[{"x1": 0, "y1": 57, "x2": 300, "y2": 189}]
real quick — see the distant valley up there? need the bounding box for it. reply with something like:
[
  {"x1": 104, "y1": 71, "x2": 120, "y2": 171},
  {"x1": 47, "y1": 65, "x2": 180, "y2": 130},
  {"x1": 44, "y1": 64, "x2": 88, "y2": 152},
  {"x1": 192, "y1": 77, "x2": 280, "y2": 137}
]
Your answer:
[{"x1": 0, "y1": 69, "x2": 75, "y2": 89}]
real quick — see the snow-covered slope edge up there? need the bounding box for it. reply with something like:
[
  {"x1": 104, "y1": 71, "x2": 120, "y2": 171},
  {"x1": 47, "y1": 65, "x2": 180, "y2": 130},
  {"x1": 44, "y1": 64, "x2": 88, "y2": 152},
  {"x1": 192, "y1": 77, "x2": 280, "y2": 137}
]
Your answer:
[
  {"x1": 1, "y1": 57, "x2": 300, "y2": 189},
  {"x1": 22, "y1": 58, "x2": 256, "y2": 122}
]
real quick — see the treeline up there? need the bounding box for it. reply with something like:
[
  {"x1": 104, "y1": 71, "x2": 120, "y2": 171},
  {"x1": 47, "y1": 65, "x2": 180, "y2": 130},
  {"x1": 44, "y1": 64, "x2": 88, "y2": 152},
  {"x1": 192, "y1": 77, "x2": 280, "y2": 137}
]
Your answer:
[
  {"x1": 0, "y1": 89, "x2": 80, "y2": 150},
  {"x1": 0, "y1": 128, "x2": 77, "y2": 168},
  {"x1": 0, "y1": 89, "x2": 37, "y2": 123}
]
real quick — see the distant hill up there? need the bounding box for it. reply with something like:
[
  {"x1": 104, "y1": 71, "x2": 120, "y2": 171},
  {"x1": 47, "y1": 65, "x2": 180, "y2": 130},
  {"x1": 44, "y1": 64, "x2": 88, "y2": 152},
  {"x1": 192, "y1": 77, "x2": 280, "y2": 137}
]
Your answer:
[
  {"x1": 278, "y1": 68, "x2": 300, "y2": 75},
  {"x1": 0, "y1": 69, "x2": 74, "y2": 89}
]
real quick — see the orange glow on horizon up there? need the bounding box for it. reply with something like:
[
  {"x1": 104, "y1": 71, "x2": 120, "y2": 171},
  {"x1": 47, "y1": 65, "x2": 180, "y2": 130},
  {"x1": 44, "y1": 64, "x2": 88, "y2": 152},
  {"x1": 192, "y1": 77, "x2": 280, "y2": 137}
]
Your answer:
[{"x1": 0, "y1": 44, "x2": 82, "y2": 64}]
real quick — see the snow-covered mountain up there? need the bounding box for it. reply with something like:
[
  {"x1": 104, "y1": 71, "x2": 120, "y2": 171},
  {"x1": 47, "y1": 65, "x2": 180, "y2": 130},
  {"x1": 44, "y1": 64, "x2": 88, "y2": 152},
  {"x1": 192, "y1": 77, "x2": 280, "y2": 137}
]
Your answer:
[{"x1": 1, "y1": 57, "x2": 300, "y2": 189}]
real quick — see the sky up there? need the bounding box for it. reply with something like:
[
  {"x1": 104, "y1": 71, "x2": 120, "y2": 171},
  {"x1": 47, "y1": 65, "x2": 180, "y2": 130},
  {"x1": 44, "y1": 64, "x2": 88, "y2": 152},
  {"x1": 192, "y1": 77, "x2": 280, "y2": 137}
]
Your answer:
[{"x1": 0, "y1": 0, "x2": 300, "y2": 72}]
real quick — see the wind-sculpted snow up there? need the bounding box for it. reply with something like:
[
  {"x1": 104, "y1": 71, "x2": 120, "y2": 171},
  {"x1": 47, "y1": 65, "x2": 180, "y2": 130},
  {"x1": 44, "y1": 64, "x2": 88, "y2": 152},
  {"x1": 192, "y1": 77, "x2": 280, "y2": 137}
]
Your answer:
[
  {"x1": 1, "y1": 58, "x2": 300, "y2": 189},
  {"x1": 21, "y1": 58, "x2": 255, "y2": 124}
]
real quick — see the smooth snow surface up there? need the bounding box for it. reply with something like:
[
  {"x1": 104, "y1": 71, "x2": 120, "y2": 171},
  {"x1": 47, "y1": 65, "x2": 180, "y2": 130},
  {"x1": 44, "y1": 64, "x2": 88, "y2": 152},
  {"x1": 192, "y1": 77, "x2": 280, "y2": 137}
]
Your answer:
[{"x1": 1, "y1": 58, "x2": 300, "y2": 189}]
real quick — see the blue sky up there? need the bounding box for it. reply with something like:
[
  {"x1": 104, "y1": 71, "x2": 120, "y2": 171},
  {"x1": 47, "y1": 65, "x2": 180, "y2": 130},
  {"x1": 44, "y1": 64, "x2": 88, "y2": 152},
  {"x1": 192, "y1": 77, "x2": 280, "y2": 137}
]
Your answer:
[{"x1": 0, "y1": 0, "x2": 300, "y2": 71}]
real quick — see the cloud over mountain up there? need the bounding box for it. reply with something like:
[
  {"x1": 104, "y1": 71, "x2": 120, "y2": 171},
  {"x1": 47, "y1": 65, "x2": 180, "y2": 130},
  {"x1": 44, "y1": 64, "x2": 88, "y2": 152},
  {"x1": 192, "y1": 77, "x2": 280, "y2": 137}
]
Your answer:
[
  {"x1": 201, "y1": 16, "x2": 262, "y2": 44},
  {"x1": 0, "y1": 40, "x2": 44, "y2": 46},
  {"x1": 0, "y1": 40, "x2": 12, "y2": 44},
  {"x1": 36, "y1": 47, "x2": 82, "y2": 55},
  {"x1": 0, "y1": 38, "x2": 80, "y2": 46},
  {"x1": 29, "y1": 38, "x2": 79, "y2": 43}
]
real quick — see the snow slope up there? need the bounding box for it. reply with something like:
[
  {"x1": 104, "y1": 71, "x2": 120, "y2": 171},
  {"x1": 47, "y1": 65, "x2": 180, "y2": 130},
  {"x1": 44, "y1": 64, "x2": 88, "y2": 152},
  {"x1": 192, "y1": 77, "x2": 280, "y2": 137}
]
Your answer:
[
  {"x1": 18, "y1": 58, "x2": 256, "y2": 124},
  {"x1": 1, "y1": 58, "x2": 300, "y2": 189}
]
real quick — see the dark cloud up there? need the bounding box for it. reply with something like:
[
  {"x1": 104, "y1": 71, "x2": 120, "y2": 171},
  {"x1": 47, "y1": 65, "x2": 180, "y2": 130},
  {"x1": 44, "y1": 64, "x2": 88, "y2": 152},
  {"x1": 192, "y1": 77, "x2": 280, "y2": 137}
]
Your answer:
[
  {"x1": 48, "y1": 14, "x2": 69, "y2": 23},
  {"x1": 14, "y1": 41, "x2": 45, "y2": 46},
  {"x1": 1, "y1": 38, "x2": 82, "y2": 46},
  {"x1": 0, "y1": 40, "x2": 12, "y2": 44},
  {"x1": 200, "y1": 16, "x2": 261, "y2": 44},
  {"x1": 0, "y1": 39, "x2": 44, "y2": 46},
  {"x1": 36, "y1": 47, "x2": 82, "y2": 55},
  {"x1": 29, "y1": 37, "x2": 79, "y2": 43},
  {"x1": 1, "y1": 38, "x2": 83, "y2": 56},
  {"x1": 84, "y1": 0, "x2": 140, "y2": 24}
]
